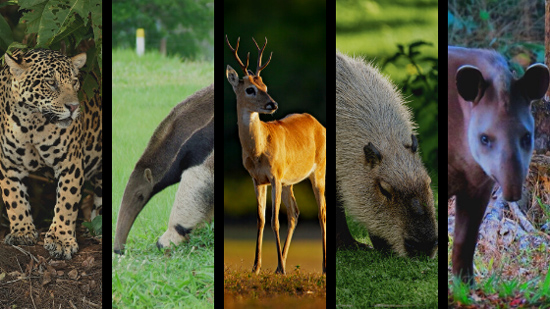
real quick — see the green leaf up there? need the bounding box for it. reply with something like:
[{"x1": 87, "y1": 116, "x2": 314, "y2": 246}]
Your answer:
[
  {"x1": 0, "y1": 16, "x2": 13, "y2": 51},
  {"x1": 479, "y1": 10, "x2": 490, "y2": 21}
]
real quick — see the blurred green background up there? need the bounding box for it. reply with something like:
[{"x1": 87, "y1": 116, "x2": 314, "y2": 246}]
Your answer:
[
  {"x1": 112, "y1": 0, "x2": 214, "y2": 60},
  {"x1": 223, "y1": 0, "x2": 326, "y2": 220}
]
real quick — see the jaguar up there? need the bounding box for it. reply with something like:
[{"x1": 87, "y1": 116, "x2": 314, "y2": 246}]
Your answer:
[{"x1": 0, "y1": 49, "x2": 102, "y2": 259}]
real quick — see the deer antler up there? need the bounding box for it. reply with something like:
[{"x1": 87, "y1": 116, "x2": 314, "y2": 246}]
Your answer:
[
  {"x1": 226, "y1": 35, "x2": 250, "y2": 75},
  {"x1": 252, "y1": 37, "x2": 272, "y2": 77}
]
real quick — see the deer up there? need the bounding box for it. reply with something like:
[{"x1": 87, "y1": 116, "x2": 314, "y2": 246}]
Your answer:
[{"x1": 225, "y1": 36, "x2": 327, "y2": 275}]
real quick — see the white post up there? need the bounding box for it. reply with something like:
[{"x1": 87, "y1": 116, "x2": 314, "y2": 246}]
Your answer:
[{"x1": 136, "y1": 28, "x2": 145, "y2": 56}]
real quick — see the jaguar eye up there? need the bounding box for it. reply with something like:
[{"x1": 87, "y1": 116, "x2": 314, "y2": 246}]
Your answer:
[{"x1": 246, "y1": 87, "x2": 255, "y2": 95}]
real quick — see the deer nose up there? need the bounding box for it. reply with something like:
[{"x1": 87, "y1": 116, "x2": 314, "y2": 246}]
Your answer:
[
  {"x1": 65, "y1": 103, "x2": 79, "y2": 113},
  {"x1": 265, "y1": 101, "x2": 278, "y2": 111}
]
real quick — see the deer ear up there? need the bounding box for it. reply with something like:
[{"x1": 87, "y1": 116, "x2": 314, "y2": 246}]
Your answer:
[{"x1": 226, "y1": 65, "x2": 240, "y2": 88}]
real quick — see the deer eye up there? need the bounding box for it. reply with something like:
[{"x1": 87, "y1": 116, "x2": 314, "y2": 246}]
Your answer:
[{"x1": 246, "y1": 87, "x2": 255, "y2": 95}]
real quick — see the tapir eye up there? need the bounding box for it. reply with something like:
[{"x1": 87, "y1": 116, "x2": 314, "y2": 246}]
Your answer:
[
  {"x1": 480, "y1": 134, "x2": 490, "y2": 146},
  {"x1": 246, "y1": 87, "x2": 256, "y2": 95},
  {"x1": 137, "y1": 194, "x2": 144, "y2": 202},
  {"x1": 521, "y1": 132, "x2": 532, "y2": 148},
  {"x1": 378, "y1": 180, "x2": 392, "y2": 200}
]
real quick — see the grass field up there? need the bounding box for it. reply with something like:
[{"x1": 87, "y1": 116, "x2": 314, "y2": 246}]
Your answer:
[{"x1": 111, "y1": 49, "x2": 214, "y2": 307}]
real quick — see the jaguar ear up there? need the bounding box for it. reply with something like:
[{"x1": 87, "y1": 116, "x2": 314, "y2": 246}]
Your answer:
[
  {"x1": 4, "y1": 53, "x2": 27, "y2": 78},
  {"x1": 71, "y1": 53, "x2": 87, "y2": 70}
]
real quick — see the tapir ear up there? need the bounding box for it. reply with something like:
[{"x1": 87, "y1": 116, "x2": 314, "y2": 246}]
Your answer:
[
  {"x1": 456, "y1": 65, "x2": 487, "y2": 104},
  {"x1": 520, "y1": 63, "x2": 549, "y2": 101},
  {"x1": 364, "y1": 142, "x2": 382, "y2": 168},
  {"x1": 144, "y1": 168, "x2": 153, "y2": 184}
]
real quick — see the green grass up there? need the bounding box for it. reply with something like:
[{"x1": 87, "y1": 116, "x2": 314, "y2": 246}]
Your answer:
[
  {"x1": 337, "y1": 193, "x2": 439, "y2": 307},
  {"x1": 111, "y1": 48, "x2": 214, "y2": 307},
  {"x1": 336, "y1": 249, "x2": 438, "y2": 307}
]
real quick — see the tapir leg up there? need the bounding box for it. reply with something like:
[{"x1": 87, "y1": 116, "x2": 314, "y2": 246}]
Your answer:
[
  {"x1": 452, "y1": 187, "x2": 492, "y2": 283},
  {"x1": 156, "y1": 152, "x2": 214, "y2": 249},
  {"x1": 336, "y1": 198, "x2": 370, "y2": 250}
]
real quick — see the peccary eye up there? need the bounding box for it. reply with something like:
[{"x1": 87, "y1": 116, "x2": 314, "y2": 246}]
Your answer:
[
  {"x1": 378, "y1": 181, "x2": 392, "y2": 200},
  {"x1": 246, "y1": 87, "x2": 255, "y2": 95},
  {"x1": 521, "y1": 132, "x2": 532, "y2": 148},
  {"x1": 480, "y1": 134, "x2": 491, "y2": 146}
]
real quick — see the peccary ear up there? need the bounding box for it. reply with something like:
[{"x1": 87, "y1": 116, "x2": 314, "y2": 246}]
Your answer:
[
  {"x1": 519, "y1": 63, "x2": 549, "y2": 101},
  {"x1": 456, "y1": 65, "x2": 487, "y2": 104},
  {"x1": 364, "y1": 142, "x2": 382, "y2": 168}
]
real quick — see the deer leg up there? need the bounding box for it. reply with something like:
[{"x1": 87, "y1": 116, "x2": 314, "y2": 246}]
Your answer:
[
  {"x1": 252, "y1": 180, "x2": 267, "y2": 274},
  {"x1": 311, "y1": 170, "x2": 326, "y2": 274},
  {"x1": 281, "y1": 185, "x2": 299, "y2": 266},
  {"x1": 271, "y1": 180, "x2": 286, "y2": 274},
  {"x1": 452, "y1": 188, "x2": 491, "y2": 284}
]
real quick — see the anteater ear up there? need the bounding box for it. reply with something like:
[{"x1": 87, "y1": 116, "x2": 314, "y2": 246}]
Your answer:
[
  {"x1": 404, "y1": 134, "x2": 418, "y2": 153},
  {"x1": 520, "y1": 63, "x2": 549, "y2": 101},
  {"x1": 144, "y1": 168, "x2": 153, "y2": 184},
  {"x1": 364, "y1": 142, "x2": 382, "y2": 168},
  {"x1": 456, "y1": 65, "x2": 487, "y2": 104}
]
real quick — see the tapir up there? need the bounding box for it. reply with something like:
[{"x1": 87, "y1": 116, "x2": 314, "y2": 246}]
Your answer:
[
  {"x1": 114, "y1": 84, "x2": 214, "y2": 254},
  {"x1": 448, "y1": 46, "x2": 549, "y2": 282}
]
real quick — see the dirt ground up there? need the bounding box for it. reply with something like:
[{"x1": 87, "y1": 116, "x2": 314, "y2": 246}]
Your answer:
[{"x1": 0, "y1": 231, "x2": 102, "y2": 308}]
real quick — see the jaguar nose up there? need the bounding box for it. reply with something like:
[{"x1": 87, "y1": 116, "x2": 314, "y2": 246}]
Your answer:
[{"x1": 65, "y1": 103, "x2": 79, "y2": 113}]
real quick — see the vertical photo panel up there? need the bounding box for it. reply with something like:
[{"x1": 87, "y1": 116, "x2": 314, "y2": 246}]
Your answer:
[
  {"x1": 112, "y1": 1, "x2": 215, "y2": 307},
  {"x1": 335, "y1": 0, "x2": 439, "y2": 307},
  {"x1": 448, "y1": 2, "x2": 550, "y2": 307},
  {"x1": 223, "y1": 0, "x2": 327, "y2": 306}
]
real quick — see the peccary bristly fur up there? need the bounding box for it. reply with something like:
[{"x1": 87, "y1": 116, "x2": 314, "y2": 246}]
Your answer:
[{"x1": 336, "y1": 51, "x2": 438, "y2": 258}]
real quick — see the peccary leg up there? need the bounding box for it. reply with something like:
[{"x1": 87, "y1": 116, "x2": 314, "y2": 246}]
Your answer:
[
  {"x1": 253, "y1": 180, "x2": 267, "y2": 274},
  {"x1": 336, "y1": 197, "x2": 370, "y2": 250},
  {"x1": 452, "y1": 188, "x2": 491, "y2": 283},
  {"x1": 281, "y1": 185, "x2": 299, "y2": 266}
]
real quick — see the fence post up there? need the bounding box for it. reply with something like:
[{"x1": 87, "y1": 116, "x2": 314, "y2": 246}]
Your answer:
[{"x1": 136, "y1": 28, "x2": 145, "y2": 56}]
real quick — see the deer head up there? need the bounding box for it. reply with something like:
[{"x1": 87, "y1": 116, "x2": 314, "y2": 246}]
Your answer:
[{"x1": 226, "y1": 35, "x2": 278, "y2": 114}]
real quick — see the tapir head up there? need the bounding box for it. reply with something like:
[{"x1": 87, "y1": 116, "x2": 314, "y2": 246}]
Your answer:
[{"x1": 456, "y1": 62, "x2": 549, "y2": 201}]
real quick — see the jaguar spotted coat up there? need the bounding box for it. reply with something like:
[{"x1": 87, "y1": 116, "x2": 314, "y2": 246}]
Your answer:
[{"x1": 0, "y1": 49, "x2": 102, "y2": 260}]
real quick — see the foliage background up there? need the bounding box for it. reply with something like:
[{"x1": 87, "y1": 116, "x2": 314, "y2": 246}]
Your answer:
[{"x1": 112, "y1": 0, "x2": 214, "y2": 60}]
